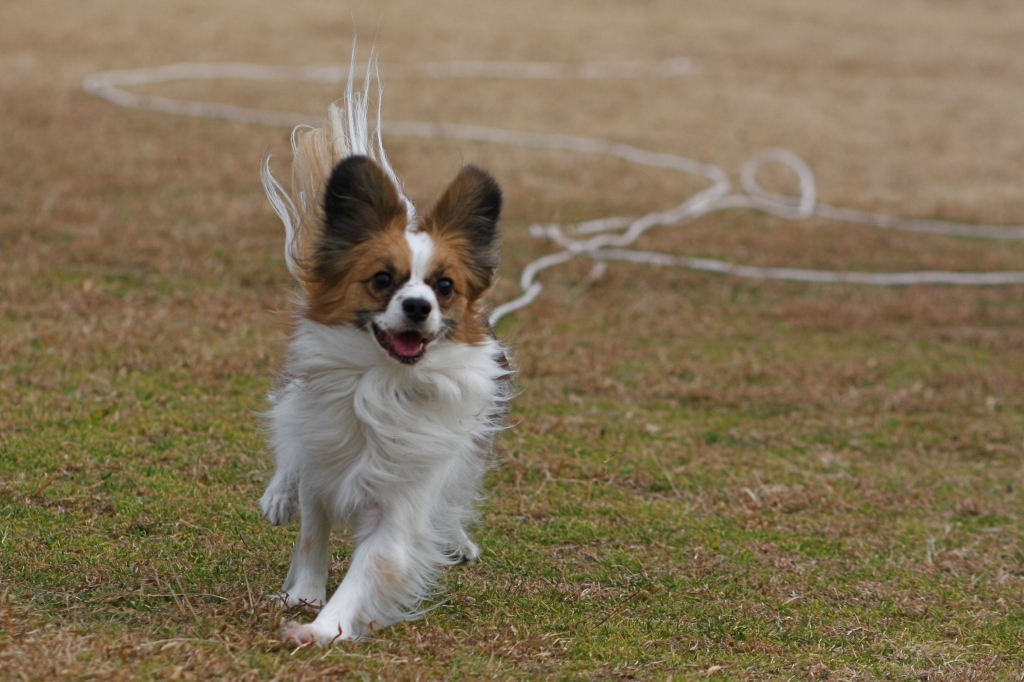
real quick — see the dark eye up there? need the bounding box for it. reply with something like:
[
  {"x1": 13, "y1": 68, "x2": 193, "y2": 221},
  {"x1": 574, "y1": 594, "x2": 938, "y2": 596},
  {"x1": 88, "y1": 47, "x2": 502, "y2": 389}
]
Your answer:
[
  {"x1": 371, "y1": 271, "x2": 392, "y2": 291},
  {"x1": 435, "y1": 278, "x2": 454, "y2": 299}
]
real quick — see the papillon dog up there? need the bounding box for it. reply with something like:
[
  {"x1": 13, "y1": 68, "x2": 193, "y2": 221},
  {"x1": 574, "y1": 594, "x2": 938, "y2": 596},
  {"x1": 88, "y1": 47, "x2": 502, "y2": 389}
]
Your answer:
[{"x1": 259, "y1": 59, "x2": 511, "y2": 645}]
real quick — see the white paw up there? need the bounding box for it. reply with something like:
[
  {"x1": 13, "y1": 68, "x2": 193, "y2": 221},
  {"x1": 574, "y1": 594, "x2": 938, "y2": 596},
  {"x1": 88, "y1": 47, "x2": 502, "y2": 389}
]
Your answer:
[
  {"x1": 446, "y1": 537, "x2": 481, "y2": 564},
  {"x1": 260, "y1": 486, "x2": 298, "y2": 526},
  {"x1": 281, "y1": 619, "x2": 363, "y2": 647}
]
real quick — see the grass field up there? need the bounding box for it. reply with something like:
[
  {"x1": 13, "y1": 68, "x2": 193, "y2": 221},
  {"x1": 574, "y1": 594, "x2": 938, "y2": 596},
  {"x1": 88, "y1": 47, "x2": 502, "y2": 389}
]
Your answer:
[{"x1": 3, "y1": 1, "x2": 1024, "y2": 679}]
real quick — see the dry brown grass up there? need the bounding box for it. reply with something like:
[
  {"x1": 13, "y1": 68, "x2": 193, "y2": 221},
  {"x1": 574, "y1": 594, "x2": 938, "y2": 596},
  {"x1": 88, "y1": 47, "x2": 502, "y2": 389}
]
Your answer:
[{"x1": 3, "y1": 0, "x2": 1024, "y2": 679}]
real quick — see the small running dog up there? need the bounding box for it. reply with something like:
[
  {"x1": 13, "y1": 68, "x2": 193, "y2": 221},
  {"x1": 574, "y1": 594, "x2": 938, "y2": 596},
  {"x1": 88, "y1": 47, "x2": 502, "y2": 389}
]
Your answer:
[{"x1": 259, "y1": 59, "x2": 511, "y2": 645}]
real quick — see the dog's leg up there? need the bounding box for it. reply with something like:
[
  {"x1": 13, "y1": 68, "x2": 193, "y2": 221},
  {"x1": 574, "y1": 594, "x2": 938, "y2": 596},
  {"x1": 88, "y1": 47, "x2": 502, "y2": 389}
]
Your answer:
[
  {"x1": 281, "y1": 503, "x2": 434, "y2": 645},
  {"x1": 276, "y1": 496, "x2": 330, "y2": 609},
  {"x1": 438, "y1": 456, "x2": 486, "y2": 564}
]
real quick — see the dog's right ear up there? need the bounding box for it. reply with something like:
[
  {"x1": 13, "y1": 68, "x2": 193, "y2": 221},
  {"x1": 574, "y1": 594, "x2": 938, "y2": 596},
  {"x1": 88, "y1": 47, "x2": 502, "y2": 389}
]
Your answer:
[{"x1": 314, "y1": 155, "x2": 406, "y2": 280}]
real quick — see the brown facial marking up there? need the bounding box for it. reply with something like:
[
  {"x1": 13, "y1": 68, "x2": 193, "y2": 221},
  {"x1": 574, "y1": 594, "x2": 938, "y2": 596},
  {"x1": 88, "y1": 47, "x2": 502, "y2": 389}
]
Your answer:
[
  {"x1": 305, "y1": 156, "x2": 411, "y2": 326},
  {"x1": 420, "y1": 165, "x2": 503, "y2": 345},
  {"x1": 423, "y1": 238, "x2": 487, "y2": 345},
  {"x1": 307, "y1": 223, "x2": 411, "y2": 326}
]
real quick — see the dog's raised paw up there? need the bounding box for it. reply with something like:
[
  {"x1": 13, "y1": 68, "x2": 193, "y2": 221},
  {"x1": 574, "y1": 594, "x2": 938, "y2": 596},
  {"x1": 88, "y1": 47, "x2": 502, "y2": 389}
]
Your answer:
[
  {"x1": 260, "y1": 487, "x2": 298, "y2": 526},
  {"x1": 446, "y1": 538, "x2": 481, "y2": 564},
  {"x1": 459, "y1": 539, "x2": 481, "y2": 564}
]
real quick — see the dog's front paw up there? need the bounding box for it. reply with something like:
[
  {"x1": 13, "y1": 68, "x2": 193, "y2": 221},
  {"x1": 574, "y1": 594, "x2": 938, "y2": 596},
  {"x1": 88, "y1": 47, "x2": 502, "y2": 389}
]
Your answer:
[
  {"x1": 260, "y1": 486, "x2": 298, "y2": 526},
  {"x1": 281, "y1": 621, "x2": 326, "y2": 647},
  {"x1": 281, "y1": 620, "x2": 358, "y2": 647}
]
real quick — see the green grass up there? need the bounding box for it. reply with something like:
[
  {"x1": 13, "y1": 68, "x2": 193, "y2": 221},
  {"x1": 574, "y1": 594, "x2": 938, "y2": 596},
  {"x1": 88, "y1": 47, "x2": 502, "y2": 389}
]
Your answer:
[{"x1": 3, "y1": 279, "x2": 1024, "y2": 680}]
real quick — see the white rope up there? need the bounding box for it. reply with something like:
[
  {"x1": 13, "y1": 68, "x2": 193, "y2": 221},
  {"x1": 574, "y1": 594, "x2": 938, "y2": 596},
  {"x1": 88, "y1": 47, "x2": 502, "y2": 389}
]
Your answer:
[{"x1": 82, "y1": 61, "x2": 1024, "y2": 326}]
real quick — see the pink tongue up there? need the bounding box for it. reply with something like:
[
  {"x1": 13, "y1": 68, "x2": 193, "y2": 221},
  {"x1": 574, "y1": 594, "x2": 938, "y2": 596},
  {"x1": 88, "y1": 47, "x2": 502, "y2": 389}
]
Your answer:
[{"x1": 390, "y1": 332, "x2": 424, "y2": 358}]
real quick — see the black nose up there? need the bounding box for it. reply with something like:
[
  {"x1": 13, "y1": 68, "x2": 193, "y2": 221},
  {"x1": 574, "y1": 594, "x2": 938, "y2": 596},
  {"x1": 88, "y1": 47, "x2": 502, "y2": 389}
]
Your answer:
[{"x1": 402, "y1": 298, "x2": 432, "y2": 323}]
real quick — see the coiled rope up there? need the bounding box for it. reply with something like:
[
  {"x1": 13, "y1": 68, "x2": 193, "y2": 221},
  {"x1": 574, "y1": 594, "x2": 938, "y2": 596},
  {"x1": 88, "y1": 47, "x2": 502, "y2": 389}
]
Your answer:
[{"x1": 82, "y1": 61, "x2": 1024, "y2": 326}]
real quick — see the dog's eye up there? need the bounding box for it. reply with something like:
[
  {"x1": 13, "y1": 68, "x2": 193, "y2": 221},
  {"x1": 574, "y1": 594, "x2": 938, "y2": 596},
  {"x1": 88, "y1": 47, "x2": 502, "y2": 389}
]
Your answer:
[
  {"x1": 371, "y1": 271, "x2": 392, "y2": 291},
  {"x1": 435, "y1": 278, "x2": 454, "y2": 299}
]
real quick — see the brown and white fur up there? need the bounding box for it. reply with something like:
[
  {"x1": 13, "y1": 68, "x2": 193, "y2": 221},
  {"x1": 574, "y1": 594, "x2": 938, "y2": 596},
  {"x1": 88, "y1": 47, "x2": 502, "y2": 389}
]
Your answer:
[{"x1": 259, "y1": 59, "x2": 510, "y2": 645}]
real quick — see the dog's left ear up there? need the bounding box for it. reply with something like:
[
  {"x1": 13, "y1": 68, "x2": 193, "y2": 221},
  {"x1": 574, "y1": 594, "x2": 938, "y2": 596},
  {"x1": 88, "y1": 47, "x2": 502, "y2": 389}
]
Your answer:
[{"x1": 424, "y1": 165, "x2": 502, "y2": 295}]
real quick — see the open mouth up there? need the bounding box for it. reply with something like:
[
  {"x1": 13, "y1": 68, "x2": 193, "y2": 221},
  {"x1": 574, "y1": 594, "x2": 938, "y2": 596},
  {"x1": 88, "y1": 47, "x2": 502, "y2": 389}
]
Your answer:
[{"x1": 372, "y1": 324, "x2": 428, "y2": 364}]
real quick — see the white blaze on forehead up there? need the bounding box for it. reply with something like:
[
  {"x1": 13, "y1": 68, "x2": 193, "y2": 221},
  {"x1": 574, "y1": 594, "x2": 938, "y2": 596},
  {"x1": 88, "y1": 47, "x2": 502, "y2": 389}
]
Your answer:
[
  {"x1": 405, "y1": 229, "x2": 435, "y2": 283},
  {"x1": 373, "y1": 228, "x2": 442, "y2": 337}
]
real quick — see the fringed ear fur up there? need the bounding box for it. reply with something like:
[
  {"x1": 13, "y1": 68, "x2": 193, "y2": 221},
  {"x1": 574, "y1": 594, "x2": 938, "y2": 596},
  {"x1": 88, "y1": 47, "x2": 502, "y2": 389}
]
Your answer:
[
  {"x1": 424, "y1": 165, "x2": 503, "y2": 295},
  {"x1": 313, "y1": 155, "x2": 407, "y2": 284}
]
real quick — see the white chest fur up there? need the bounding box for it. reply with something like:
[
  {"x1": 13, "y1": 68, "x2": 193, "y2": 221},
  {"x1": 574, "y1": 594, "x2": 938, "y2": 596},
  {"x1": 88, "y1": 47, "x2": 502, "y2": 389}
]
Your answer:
[{"x1": 265, "y1": 318, "x2": 508, "y2": 523}]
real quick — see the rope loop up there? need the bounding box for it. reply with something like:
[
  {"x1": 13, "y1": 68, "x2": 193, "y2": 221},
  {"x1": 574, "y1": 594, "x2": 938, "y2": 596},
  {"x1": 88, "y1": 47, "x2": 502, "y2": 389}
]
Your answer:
[{"x1": 740, "y1": 149, "x2": 816, "y2": 220}]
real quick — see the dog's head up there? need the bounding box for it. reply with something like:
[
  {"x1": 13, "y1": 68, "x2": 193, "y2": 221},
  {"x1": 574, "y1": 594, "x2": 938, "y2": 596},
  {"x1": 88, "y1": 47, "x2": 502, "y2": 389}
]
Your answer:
[{"x1": 304, "y1": 155, "x2": 502, "y2": 364}]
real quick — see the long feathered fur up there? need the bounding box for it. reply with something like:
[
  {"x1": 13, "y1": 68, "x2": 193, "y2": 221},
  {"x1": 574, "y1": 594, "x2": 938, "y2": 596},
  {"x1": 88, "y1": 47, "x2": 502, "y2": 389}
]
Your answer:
[{"x1": 261, "y1": 48, "x2": 414, "y2": 285}]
